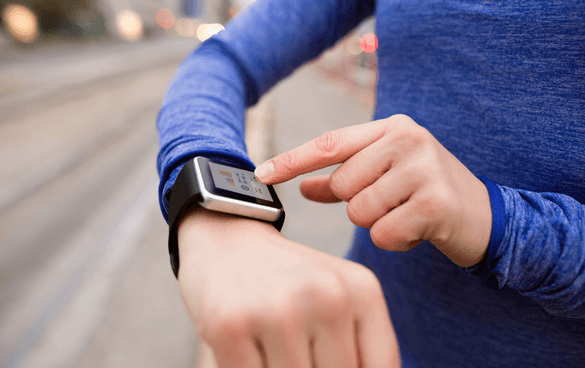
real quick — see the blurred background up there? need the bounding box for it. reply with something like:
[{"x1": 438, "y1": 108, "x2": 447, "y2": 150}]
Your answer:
[{"x1": 0, "y1": 0, "x2": 377, "y2": 367}]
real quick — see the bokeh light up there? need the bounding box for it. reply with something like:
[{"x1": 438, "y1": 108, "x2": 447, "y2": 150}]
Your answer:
[
  {"x1": 196, "y1": 23, "x2": 225, "y2": 42},
  {"x1": 2, "y1": 4, "x2": 38, "y2": 43},
  {"x1": 175, "y1": 18, "x2": 198, "y2": 37},
  {"x1": 240, "y1": 0, "x2": 257, "y2": 8},
  {"x1": 359, "y1": 33, "x2": 378, "y2": 53},
  {"x1": 156, "y1": 8, "x2": 175, "y2": 29},
  {"x1": 116, "y1": 10, "x2": 143, "y2": 42}
]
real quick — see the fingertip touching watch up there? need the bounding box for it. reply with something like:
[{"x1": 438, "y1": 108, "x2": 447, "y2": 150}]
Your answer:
[{"x1": 167, "y1": 156, "x2": 285, "y2": 278}]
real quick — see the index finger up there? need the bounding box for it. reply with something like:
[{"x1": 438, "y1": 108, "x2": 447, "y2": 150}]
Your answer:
[{"x1": 255, "y1": 120, "x2": 389, "y2": 185}]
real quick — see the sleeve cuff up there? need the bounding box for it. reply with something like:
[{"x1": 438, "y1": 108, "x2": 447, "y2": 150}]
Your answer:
[{"x1": 464, "y1": 176, "x2": 507, "y2": 282}]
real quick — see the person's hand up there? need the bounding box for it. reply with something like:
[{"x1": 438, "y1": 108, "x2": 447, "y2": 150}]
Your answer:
[
  {"x1": 255, "y1": 114, "x2": 492, "y2": 267},
  {"x1": 177, "y1": 208, "x2": 400, "y2": 368}
]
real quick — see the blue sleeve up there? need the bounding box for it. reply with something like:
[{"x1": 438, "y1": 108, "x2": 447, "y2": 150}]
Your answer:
[
  {"x1": 467, "y1": 177, "x2": 585, "y2": 319},
  {"x1": 156, "y1": 0, "x2": 375, "y2": 222}
]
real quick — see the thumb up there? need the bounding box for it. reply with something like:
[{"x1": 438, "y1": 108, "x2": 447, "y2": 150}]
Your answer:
[{"x1": 299, "y1": 175, "x2": 342, "y2": 203}]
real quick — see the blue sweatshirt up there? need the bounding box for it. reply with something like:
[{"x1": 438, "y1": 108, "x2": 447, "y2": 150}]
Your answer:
[{"x1": 157, "y1": 1, "x2": 585, "y2": 366}]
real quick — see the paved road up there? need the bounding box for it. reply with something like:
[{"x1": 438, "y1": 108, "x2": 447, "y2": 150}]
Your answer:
[
  {"x1": 0, "y1": 35, "x2": 200, "y2": 368},
  {"x1": 0, "y1": 33, "x2": 374, "y2": 368}
]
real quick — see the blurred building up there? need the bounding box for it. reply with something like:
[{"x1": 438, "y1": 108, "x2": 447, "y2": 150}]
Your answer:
[{"x1": 0, "y1": 0, "x2": 192, "y2": 43}]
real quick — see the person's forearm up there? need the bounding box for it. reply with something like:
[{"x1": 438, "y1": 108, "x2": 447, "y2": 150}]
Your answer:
[
  {"x1": 156, "y1": 0, "x2": 375, "y2": 221},
  {"x1": 156, "y1": 39, "x2": 255, "y2": 222}
]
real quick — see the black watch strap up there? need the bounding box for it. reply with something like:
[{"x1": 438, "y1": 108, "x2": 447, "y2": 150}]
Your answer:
[
  {"x1": 167, "y1": 159, "x2": 200, "y2": 279},
  {"x1": 167, "y1": 158, "x2": 284, "y2": 278}
]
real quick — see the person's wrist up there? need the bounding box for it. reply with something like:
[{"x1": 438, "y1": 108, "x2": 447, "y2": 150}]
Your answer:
[{"x1": 177, "y1": 207, "x2": 280, "y2": 256}]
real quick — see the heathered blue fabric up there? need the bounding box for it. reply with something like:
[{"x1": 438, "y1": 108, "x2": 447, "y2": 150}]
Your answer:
[{"x1": 157, "y1": 0, "x2": 585, "y2": 366}]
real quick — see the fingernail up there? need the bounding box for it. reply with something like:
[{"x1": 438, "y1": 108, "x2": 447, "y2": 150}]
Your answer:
[{"x1": 255, "y1": 162, "x2": 274, "y2": 181}]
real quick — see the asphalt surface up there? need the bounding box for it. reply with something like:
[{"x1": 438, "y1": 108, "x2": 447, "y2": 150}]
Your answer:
[
  {"x1": 0, "y1": 32, "x2": 374, "y2": 368},
  {"x1": 0, "y1": 35, "x2": 200, "y2": 368}
]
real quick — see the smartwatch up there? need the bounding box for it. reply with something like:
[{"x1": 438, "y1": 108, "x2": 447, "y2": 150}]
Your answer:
[{"x1": 167, "y1": 156, "x2": 285, "y2": 278}]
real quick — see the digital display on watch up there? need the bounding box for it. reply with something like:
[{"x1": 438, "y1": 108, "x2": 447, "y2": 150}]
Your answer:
[{"x1": 208, "y1": 162, "x2": 274, "y2": 202}]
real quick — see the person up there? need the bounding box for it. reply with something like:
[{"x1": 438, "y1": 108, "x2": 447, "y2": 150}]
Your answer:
[{"x1": 157, "y1": 0, "x2": 585, "y2": 367}]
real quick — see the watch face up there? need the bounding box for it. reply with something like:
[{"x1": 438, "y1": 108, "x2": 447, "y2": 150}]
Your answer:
[
  {"x1": 208, "y1": 161, "x2": 274, "y2": 201},
  {"x1": 195, "y1": 157, "x2": 283, "y2": 215}
]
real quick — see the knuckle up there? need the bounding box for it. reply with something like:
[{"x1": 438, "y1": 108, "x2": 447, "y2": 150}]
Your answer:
[
  {"x1": 402, "y1": 126, "x2": 427, "y2": 144},
  {"x1": 265, "y1": 303, "x2": 303, "y2": 334},
  {"x1": 410, "y1": 126, "x2": 434, "y2": 146},
  {"x1": 370, "y1": 221, "x2": 405, "y2": 251},
  {"x1": 400, "y1": 162, "x2": 426, "y2": 185},
  {"x1": 384, "y1": 113, "x2": 415, "y2": 133},
  {"x1": 328, "y1": 171, "x2": 352, "y2": 201},
  {"x1": 415, "y1": 192, "x2": 436, "y2": 213},
  {"x1": 389, "y1": 113, "x2": 415, "y2": 125},
  {"x1": 355, "y1": 268, "x2": 385, "y2": 307},
  {"x1": 347, "y1": 192, "x2": 375, "y2": 228},
  {"x1": 201, "y1": 308, "x2": 253, "y2": 345},
  {"x1": 315, "y1": 274, "x2": 352, "y2": 319},
  {"x1": 346, "y1": 199, "x2": 361, "y2": 226},
  {"x1": 343, "y1": 264, "x2": 385, "y2": 312},
  {"x1": 415, "y1": 190, "x2": 452, "y2": 244},
  {"x1": 274, "y1": 293, "x2": 304, "y2": 321},
  {"x1": 369, "y1": 225, "x2": 387, "y2": 248},
  {"x1": 416, "y1": 189, "x2": 446, "y2": 218},
  {"x1": 313, "y1": 130, "x2": 343, "y2": 158},
  {"x1": 392, "y1": 119, "x2": 433, "y2": 147}
]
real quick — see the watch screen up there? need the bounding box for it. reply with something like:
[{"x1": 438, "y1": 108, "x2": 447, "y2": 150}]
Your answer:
[{"x1": 208, "y1": 162, "x2": 274, "y2": 202}]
